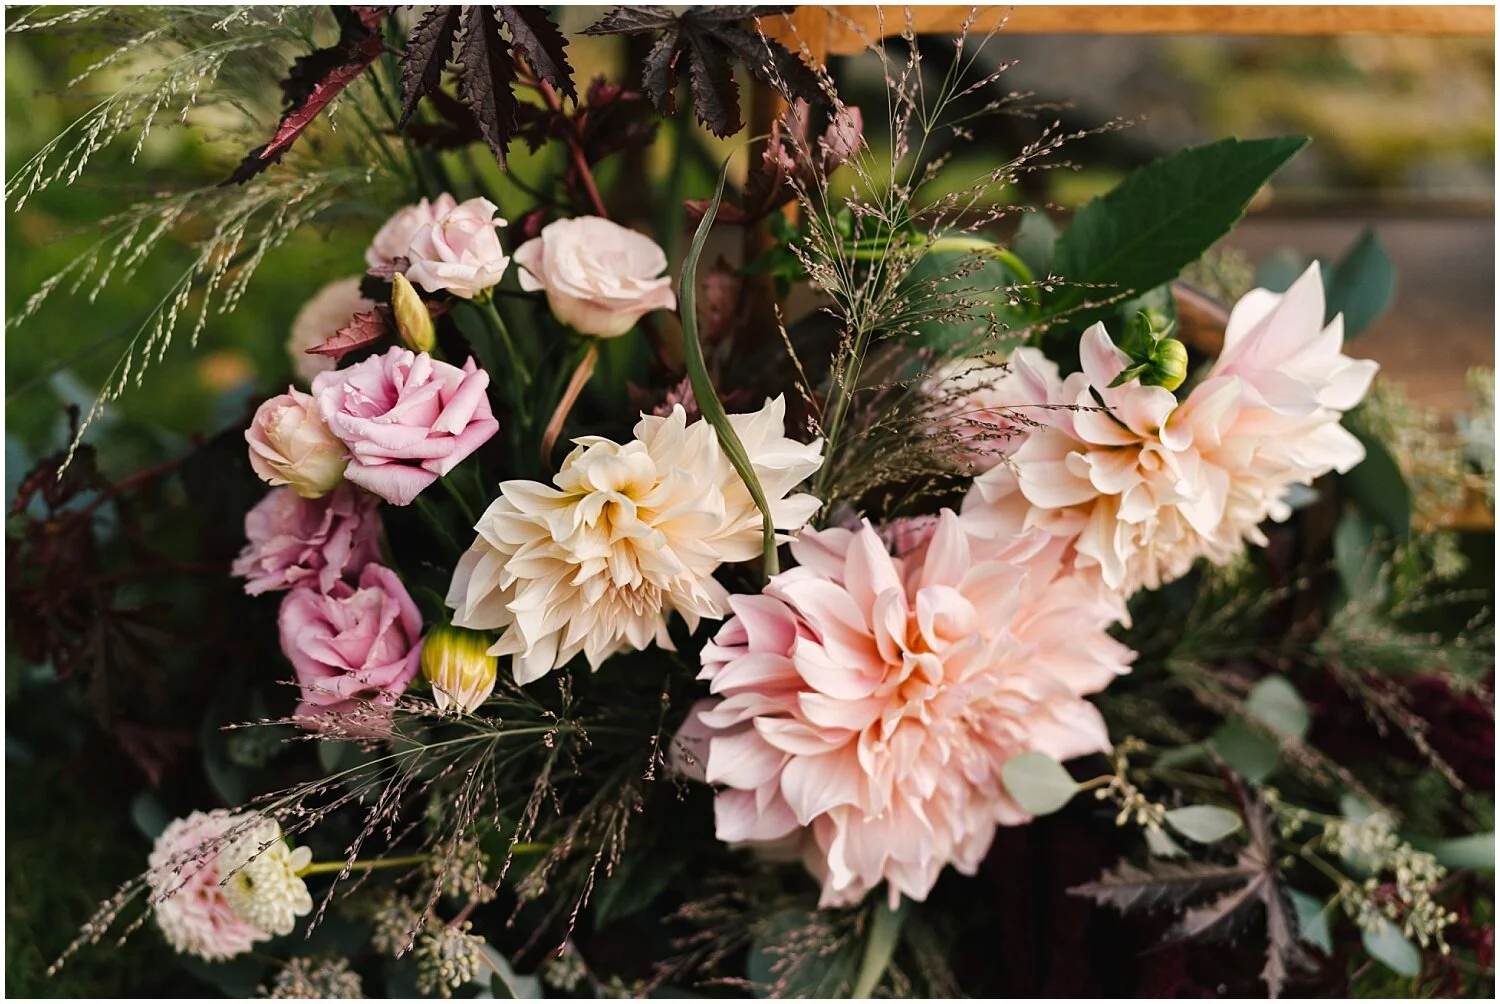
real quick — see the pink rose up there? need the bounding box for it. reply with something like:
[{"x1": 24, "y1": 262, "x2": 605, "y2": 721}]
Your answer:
[
  {"x1": 404, "y1": 196, "x2": 510, "y2": 299},
  {"x1": 514, "y1": 216, "x2": 677, "y2": 338},
  {"x1": 279, "y1": 563, "x2": 423, "y2": 719},
  {"x1": 246, "y1": 388, "x2": 349, "y2": 499},
  {"x1": 312, "y1": 347, "x2": 499, "y2": 506},
  {"x1": 232, "y1": 484, "x2": 383, "y2": 596},
  {"x1": 366, "y1": 194, "x2": 457, "y2": 270}
]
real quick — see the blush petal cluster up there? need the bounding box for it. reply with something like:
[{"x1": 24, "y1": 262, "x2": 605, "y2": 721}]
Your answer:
[
  {"x1": 962, "y1": 263, "x2": 1378, "y2": 594},
  {"x1": 312, "y1": 346, "x2": 499, "y2": 507},
  {"x1": 232, "y1": 483, "x2": 383, "y2": 596},
  {"x1": 514, "y1": 216, "x2": 677, "y2": 338},
  {"x1": 688, "y1": 511, "x2": 1132, "y2": 908},
  {"x1": 146, "y1": 810, "x2": 270, "y2": 961},
  {"x1": 447, "y1": 396, "x2": 824, "y2": 685},
  {"x1": 279, "y1": 563, "x2": 424, "y2": 719}
]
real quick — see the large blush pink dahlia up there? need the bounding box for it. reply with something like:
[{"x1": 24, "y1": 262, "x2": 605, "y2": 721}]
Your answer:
[{"x1": 689, "y1": 511, "x2": 1132, "y2": 908}]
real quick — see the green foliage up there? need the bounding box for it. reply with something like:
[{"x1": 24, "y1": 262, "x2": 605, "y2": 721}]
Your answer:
[
  {"x1": 1042, "y1": 136, "x2": 1308, "y2": 334},
  {"x1": 1342, "y1": 420, "x2": 1415, "y2": 539},
  {"x1": 1323, "y1": 228, "x2": 1395, "y2": 339},
  {"x1": 1001, "y1": 750, "x2": 1079, "y2": 816}
]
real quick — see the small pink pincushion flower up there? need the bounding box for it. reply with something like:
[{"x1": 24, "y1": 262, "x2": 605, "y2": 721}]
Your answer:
[
  {"x1": 366, "y1": 193, "x2": 457, "y2": 270},
  {"x1": 146, "y1": 810, "x2": 269, "y2": 961},
  {"x1": 246, "y1": 388, "x2": 349, "y2": 499},
  {"x1": 279, "y1": 563, "x2": 424, "y2": 720},
  {"x1": 513, "y1": 216, "x2": 677, "y2": 338},
  {"x1": 403, "y1": 196, "x2": 511, "y2": 299},
  {"x1": 231, "y1": 484, "x2": 383, "y2": 596},
  {"x1": 312, "y1": 346, "x2": 499, "y2": 507},
  {"x1": 689, "y1": 511, "x2": 1132, "y2": 909}
]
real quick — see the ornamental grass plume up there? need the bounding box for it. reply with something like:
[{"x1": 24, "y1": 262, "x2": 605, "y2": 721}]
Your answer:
[
  {"x1": 447, "y1": 396, "x2": 824, "y2": 685},
  {"x1": 686, "y1": 511, "x2": 1133, "y2": 908}
]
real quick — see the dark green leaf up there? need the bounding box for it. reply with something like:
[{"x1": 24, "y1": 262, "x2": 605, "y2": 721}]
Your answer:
[
  {"x1": 1324, "y1": 228, "x2": 1395, "y2": 339},
  {"x1": 1333, "y1": 511, "x2": 1388, "y2": 606},
  {"x1": 852, "y1": 898, "x2": 908, "y2": 998},
  {"x1": 1254, "y1": 248, "x2": 1310, "y2": 294},
  {"x1": 1046, "y1": 136, "x2": 1308, "y2": 332},
  {"x1": 178, "y1": 954, "x2": 267, "y2": 997},
  {"x1": 1012, "y1": 209, "x2": 1058, "y2": 276},
  {"x1": 746, "y1": 908, "x2": 859, "y2": 998},
  {"x1": 130, "y1": 789, "x2": 171, "y2": 841},
  {"x1": 1210, "y1": 718, "x2": 1281, "y2": 783},
  {"x1": 1343, "y1": 422, "x2": 1413, "y2": 539}
]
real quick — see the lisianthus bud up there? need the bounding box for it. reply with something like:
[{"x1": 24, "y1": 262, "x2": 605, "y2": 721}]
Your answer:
[
  {"x1": 246, "y1": 388, "x2": 349, "y2": 498},
  {"x1": 391, "y1": 272, "x2": 436, "y2": 353},
  {"x1": 1143, "y1": 337, "x2": 1189, "y2": 391},
  {"x1": 421, "y1": 623, "x2": 498, "y2": 714}
]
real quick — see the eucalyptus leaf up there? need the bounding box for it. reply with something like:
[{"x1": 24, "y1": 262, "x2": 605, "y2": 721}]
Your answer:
[
  {"x1": 1343, "y1": 424, "x2": 1412, "y2": 539},
  {"x1": 1340, "y1": 793, "x2": 1377, "y2": 824},
  {"x1": 1145, "y1": 825, "x2": 1189, "y2": 858},
  {"x1": 1001, "y1": 750, "x2": 1079, "y2": 817},
  {"x1": 852, "y1": 898, "x2": 909, "y2": 998},
  {"x1": 1165, "y1": 805, "x2": 1243, "y2": 844},
  {"x1": 1409, "y1": 832, "x2": 1495, "y2": 872},
  {"x1": 1324, "y1": 228, "x2": 1395, "y2": 339},
  {"x1": 1244, "y1": 675, "x2": 1311, "y2": 741},
  {"x1": 1044, "y1": 136, "x2": 1308, "y2": 333},
  {"x1": 1333, "y1": 511, "x2": 1388, "y2": 607},
  {"x1": 1210, "y1": 719, "x2": 1280, "y2": 783},
  {"x1": 1287, "y1": 888, "x2": 1333, "y2": 954},
  {"x1": 130, "y1": 789, "x2": 171, "y2": 841},
  {"x1": 1362, "y1": 916, "x2": 1422, "y2": 977}
]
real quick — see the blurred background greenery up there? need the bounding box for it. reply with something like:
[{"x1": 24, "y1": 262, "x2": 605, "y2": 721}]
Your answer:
[{"x1": 5, "y1": 10, "x2": 1494, "y2": 997}]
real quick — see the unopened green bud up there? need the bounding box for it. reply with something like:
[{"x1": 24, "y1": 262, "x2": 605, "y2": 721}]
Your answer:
[
  {"x1": 391, "y1": 272, "x2": 436, "y2": 353},
  {"x1": 421, "y1": 623, "x2": 497, "y2": 715},
  {"x1": 1142, "y1": 338, "x2": 1189, "y2": 391}
]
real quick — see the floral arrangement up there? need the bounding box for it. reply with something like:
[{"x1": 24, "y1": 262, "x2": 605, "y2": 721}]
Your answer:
[{"x1": 9, "y1": 5, "x2": 1493, "y2": 999}]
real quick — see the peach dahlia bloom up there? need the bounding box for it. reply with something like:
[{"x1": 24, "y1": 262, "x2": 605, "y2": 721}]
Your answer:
[
  {"x1": 963, "y1": 263, "x2": 1377, "y2": 594},
  {"x1": 689, "y1": 511, "x2": 1132, "y2": 908},
  {"x1": 447, "y1": 397, "x2": 824, "y2": 685}
]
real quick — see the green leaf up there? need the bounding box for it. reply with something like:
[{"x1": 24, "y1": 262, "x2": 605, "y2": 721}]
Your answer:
[
  {"x1": 1244, "y1": 675, "x2": 1311, "y2": 741},
  {"x1": 1287, "y1": 888, "x2": 1333, "y2": 954},
  {"x1": 1144, "y1": 825, "x2": 1188, "y2": 858},
  {"x1": 1012, "y1": 209, "x2": 1059, "y2": 276},
  {"x1": 1045, "y1": 136, "x2": 1309, "y2": 332},
  {"x1": 746, "y1": 908, "x2": 859, "y2": 998},
  {"x1": 1362, "y1": 916, "x2": 1422, "y2": 977},
  {"x1": 1340, "y1": 793, "x2": 1378, "y2": 824},
  {"x1": 593, "y1": 840, "x2": 692, "y2": 927},
  {"x1": 1165, "y1": 805, "x2": 1243, "y2": 844},
  {"x1": 1255, "y1": 248, "x2": 1311, "y2": 293},
  {"x1": 1210, "y1": 718, "x2": 1280, "y2": 783},
  {"x1": 1343, "y1": 421, "x2": 1412, "y2": 539},
  {"x1": 1324, "y1": 228, "x2": 1395, "y2": 339},
  {"x1": 1001, "y1": 750, "x2": 1079, "y2": 817},
  {"x1": 1333, "y1": 511, "x2": 1388, "y2": 607},
  {"x1": 130, "y1": 789, "x2": 171, "y2": 841},
  {"x1": 1409, "y1": 832, "x2": 1495, "y2": 872},
  {"x1": 200, "y1": 714, "x2": 249, "y2": 807},
  {"x1": 678, "y1": 161, "x2": 782, "y2": 578},
  {"x1": 852, "y1": 898, "x2": 909, "y2": 998},
  {"x1": 904, "y1": 248, "x2": 1033, "y2": 358},
  {"x1": 178, "y1": 954, "x2": 267, "y2": 997}
]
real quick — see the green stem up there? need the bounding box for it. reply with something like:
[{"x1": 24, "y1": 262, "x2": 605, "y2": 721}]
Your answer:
[
  {"x1": 298, "y1": 854, "x2": 428, "y2": 877},
  {"x1": 439, "y1": 472, "x2": 479, "y2": 528},
  {"x1": 477, "y1": 294, "x2": 532, "y2": 388}
]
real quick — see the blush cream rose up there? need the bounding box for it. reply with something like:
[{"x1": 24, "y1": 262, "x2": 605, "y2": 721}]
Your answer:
[{"x1": 514, "y1": 216, "x2": 677, "y2": 338}]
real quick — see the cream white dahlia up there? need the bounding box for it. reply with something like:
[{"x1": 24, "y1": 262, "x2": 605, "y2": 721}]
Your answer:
[
  {"x1": 447, "y1": 397, "x2": 824, "y2": 684},
  {"x1": 147, "y1": 810, "x2": 267, "y2": 961},
  {"x1": 963, "y1": 263, "x2": 1377, "y2": 594},
  {"x1": 687, "y1": 511, "x2": 1132, "y2": 908},
  {"x1": 219, "y1": 817, "x2": 314, "y2": 937}
]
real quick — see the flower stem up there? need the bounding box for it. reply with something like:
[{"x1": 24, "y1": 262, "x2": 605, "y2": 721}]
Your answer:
[
  {"x1": 298, "y1": 854, "x2": 428, "y2": 878},
  {"x1": 477, "y1": 294, "x2": 531, "y2": 388}
]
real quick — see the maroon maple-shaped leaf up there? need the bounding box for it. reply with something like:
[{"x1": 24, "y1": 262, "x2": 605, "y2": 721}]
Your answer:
[
  {"x1": 226, "y1": 7, "x2": 389, "y2": 184},
  {"x1": 457, "y1": 6, "x2": 521, "y2": 169},
  {"x1": 496, "y1": 5, "x2": 575, "y2": 98},
  {"x1": 308, "y1": 306, "x2": 393, "y2": 360},
  {"x1": 583, "y1": 6, "x2": 821, "y2": 138},
  {"x1": 398, "y1": 5, "x2": 463, "y2": 128}
]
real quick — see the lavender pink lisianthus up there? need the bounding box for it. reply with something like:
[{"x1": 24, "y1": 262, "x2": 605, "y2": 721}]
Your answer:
[{"x1": 232, "y1": 483, "x2": 383, "y2": 596}]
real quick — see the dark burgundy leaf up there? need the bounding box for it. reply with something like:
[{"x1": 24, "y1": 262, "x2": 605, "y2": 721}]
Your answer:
[
  {"x1": 398, "y1": 5, "x2": 463, "y2": 127},
  {"x1": 683, "y1": 28, "x2": 741, "y2": 136},
  {"x1": 496, "y1": 5, "x2": 575, "y2": 98},
  {"x1": 308, "y1": 306, "x2": 393, "y2": 360},
  {"x1": 226, "y1": 7, "x2": 387, "y2": 184},
  {"x1": 583, "y1": 6, "x2": 818, "y2": 137},
  {"x1": 456, "y1": 5, "x2": 520, "y2": 169}
]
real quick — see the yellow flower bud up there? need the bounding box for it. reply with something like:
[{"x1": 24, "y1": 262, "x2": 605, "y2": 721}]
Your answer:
[
  {"x1": 420, "y1": 623, "x2": 497, "y2": 714},
  {"x1": 391, "y1": 272, "x2": 436, "y2": 353},
  {"x1": 1144, "y1": 338, "x2": 1189, "y2": 392}
]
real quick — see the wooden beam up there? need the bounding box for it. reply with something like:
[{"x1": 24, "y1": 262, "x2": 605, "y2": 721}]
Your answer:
[{"x1": 764, "y1": 6, "x2": 1495, "y2": 55}]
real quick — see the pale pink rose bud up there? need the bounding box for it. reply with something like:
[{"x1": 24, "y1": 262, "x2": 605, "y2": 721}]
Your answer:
[
  {"x1": 403, "y1": 196, "x2": 511, "y2": 300},
  {"x1": 366, "y1": 193, "x2": 458, "y2": 270},
  {"x1": 231, "y1": 484, "x2": 383, "y2": 596},
  {"x1": 513, "y1": 216, "x2": 677, "y2": 338},
  {"x1": 312, "y1": 346, "x2": 499, "y2": 507},
  {"x1": 819, "y1": 104, "x2": 864, "y2": 171},
  {"x1": 286, "y1": 277, "x2": 374, "y2": 385},
  {"x1": 246, "y1": 388, "x2": 349, "y2": 499},
  {"x1": 279, "y1": 563, "x2": 423, "y2": 721}
]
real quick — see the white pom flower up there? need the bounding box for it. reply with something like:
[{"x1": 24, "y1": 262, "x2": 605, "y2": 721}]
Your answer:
[
  {"x1": 220, "y1": 818, "x2": 314, "y2": 937},
  {"x1": 447, "y1": 396, "x2": 824, "y2": 684}
]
